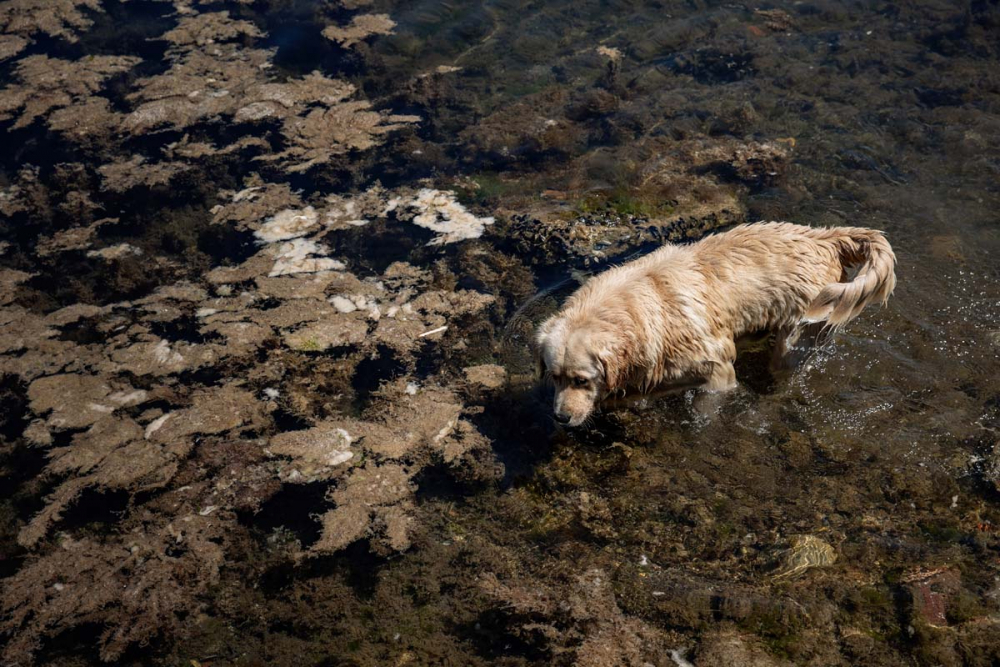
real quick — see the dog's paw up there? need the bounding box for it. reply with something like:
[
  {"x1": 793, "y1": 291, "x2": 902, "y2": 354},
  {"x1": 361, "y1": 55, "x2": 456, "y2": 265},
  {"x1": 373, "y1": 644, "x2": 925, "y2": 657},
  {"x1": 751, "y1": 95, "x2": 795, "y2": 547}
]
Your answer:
[{"x1": 691, "y1": 389, "x2": 727, "y2": 419}]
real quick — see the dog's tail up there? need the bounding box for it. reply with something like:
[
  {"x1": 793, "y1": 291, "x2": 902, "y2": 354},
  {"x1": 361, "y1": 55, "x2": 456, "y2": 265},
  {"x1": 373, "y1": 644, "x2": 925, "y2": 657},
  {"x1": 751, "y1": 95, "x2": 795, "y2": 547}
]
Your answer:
[{"x1": 805, "y1": 227, "x2": 897, "y2": 328}]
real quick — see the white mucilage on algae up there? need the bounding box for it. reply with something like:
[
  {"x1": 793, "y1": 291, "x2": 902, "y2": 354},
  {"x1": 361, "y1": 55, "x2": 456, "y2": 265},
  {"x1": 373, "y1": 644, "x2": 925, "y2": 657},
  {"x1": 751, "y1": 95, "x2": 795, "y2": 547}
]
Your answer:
[
  {"x1": 266, "y1": 238, "x2": 346, "y2": 277},
  {"x1": 409, "y1": 188, "x2": 495, "y2": 245},
  {"x1": 254, "y1": 206, "x2": 320, "y2": 243}
]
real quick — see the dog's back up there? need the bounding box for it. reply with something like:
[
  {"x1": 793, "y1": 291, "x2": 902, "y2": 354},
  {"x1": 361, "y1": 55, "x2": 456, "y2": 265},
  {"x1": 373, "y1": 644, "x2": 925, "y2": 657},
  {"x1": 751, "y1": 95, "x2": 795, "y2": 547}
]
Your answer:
[{"x1": 689, "y1": 222, "x2": 896, "y2": 335}]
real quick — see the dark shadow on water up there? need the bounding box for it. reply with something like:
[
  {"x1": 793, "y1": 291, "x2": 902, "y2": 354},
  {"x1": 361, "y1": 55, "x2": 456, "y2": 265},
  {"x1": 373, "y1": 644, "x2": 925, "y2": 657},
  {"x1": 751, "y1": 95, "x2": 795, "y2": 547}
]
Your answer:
[
  {"x1": 149, "y1": 314, "x2": 225, "y2": 345},
  {"x1": 55, "y1": 316, "x2": 107, "y2": 346},
  {"x1": 240, "y1": 481, "x2": 330, "y2": 550},
  {"x1": 78, "y1": 0, "x2": 176, "y2": 60},
  {"x1": 453, "y1": 609, "x2": 551, "y2": 663},
  {"x1": 658, "y1": 48, "x2": 756, "y2": 84},
  {"x1": 14, "y1": 253, "x2": 179, "y2": 311},
  {"x1": 261, "y1": 539, "x2": 388, "y2": 602},
  {"x1": 324, "y1": 218, "x2": 437, "y2": 276},
  {"x1": 466, "y1": 384, "x2": 556, "y2": 488},
  {"x1": 32, "y1": 622, "x2": 106, "y2": 666},
  {"x1": 270, "y1": 405, "x2": 314, "y2": 433},
  {"x1": 352, "y1": 344, "x2": 406, "y2": 411},
  {"x1": 0, "y1": 374, "x2": 31, "y2": 443},
  {"x1": 57, "y1": 488, "x2": 131, "y2": 535}
]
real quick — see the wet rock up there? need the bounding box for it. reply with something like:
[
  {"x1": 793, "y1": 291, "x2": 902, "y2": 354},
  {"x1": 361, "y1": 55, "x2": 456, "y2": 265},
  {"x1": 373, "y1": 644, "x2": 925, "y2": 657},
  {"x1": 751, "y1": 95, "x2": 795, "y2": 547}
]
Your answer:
[
  {"x1": 35, "y1": 217, "x2": 114, "y2": 256},
  {"x1": 123, "y1": 32, "x2": 419, "y2": 172},
  {"x1": 754, "y1": 9, "x2": 795, "y2": 33},
  {"x1": 576, "y1": 491, "x2": 616, "y2": 540},
  {"x1": 260, "y1": 92, "x2": 420, "y2": 174},
  {"x1": 268, "y1": 422, "x2": 356, "y2": 481},
  {"x1": 266, "y1": 239, "x2": 346, "y2": 277},
  {"x1": 692, "y1": 139, "x2": 791, "y2": 187},
  {"x1": 19, "y1": 384, "x2": 263, "y2": 548},
  {"x1": 320, "y1": 184, "x2": 397, "y2": 229},
  {"x1": 0, "y1": 269, "x2": 33, "y2": 306},
  {"x1": 105, "y1": 337, "x2": 219, "y2": 376},
  {"x1": 254, "y1": 206, "x2": 319, "y2": 243},
  {"x1": 211, "y1": 180, "x2": 305, "y2": 232},
  {"x1": 269, "y1": 381, "x2": 497, "y2": 553},
  {"x1": 0, "y1": 166, "x2": 42, "y2": 217},
  {"x1": 2, "y1": 516, "x2": 227, "y2": 664},
  {"x1": 85, "y1": 242, "x2": 143, "y2": 260},
  {"x1": 314, "y1": 462, "x2": 415, "y2": 554},
  {"x1": 144, "y1": 385, "x2": 264, "y2": 443}
]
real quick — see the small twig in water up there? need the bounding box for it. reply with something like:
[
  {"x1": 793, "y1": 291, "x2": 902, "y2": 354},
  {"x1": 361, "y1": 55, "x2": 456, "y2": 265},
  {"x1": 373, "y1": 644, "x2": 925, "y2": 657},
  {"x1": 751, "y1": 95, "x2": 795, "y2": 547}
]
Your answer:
[{"x1": 419, "y1": 325, "x2": 448, "y2": 338}]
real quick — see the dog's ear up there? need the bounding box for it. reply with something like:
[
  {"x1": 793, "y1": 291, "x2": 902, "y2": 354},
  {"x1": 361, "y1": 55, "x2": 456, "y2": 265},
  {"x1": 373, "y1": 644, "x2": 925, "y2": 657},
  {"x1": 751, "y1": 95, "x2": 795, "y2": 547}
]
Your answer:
[
  {"x1": 533, "y1": 321, "x2": 553, "y2": 382},
  {"x1": 533, "y1": 344, "x2": 547, "y2": 381},
  {"x1": 597, "y1": 341, "x2": 624, "y2": 393}
]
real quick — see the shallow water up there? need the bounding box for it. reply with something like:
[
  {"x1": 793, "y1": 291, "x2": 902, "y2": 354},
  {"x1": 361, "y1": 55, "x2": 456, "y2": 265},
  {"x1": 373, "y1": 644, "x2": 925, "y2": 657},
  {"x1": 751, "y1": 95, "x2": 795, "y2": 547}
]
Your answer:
[{"x1": 1, "y1": 0, "x2": 1000, "y2": 665}]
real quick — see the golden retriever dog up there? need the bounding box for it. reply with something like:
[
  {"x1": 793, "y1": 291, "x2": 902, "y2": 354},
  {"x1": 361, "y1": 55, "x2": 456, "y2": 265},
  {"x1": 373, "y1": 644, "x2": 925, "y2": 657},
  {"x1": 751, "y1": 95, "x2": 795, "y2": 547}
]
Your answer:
[{"x1": 535, "y1": 222, "x2": 896, "y2": 426}]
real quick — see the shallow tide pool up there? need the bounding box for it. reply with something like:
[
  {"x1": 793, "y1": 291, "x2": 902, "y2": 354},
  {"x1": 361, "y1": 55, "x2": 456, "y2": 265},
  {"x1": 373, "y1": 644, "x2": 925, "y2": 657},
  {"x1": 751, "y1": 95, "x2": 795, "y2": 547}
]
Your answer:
[{"x1": 1, "y1": 0, "x2": 1000, "y2": 665}]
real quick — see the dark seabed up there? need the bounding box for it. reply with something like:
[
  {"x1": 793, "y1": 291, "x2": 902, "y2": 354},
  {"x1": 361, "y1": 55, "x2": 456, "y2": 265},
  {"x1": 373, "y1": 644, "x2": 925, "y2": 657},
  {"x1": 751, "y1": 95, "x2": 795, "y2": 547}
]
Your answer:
[{"x1": 1, "y1": 0, "x2": 1000, "y2": 665}]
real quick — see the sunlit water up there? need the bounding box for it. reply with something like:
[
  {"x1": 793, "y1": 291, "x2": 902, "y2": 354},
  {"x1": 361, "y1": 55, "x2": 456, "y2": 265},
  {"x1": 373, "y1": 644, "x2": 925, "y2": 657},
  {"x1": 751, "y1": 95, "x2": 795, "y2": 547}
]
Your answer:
[{"x1": 1, "y1": 0, "x2": 999, "y2": 665}]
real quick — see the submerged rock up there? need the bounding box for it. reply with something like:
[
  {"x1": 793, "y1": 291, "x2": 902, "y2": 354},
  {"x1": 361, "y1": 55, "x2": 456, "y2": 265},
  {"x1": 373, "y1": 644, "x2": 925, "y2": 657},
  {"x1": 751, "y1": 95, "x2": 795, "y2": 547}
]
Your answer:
[
  {"x1": 283, "y1": 315, "x2": 368, "y2": 351},
  {"x1": 98, "y1": 156, "x2": 190, "y2": 192},
  {"x1": 0, "y1": 0, "x2": 103, "y2": 42},
  {"x1": 269, "y1": 423, "x2": 356, "y2": 479},
  {"x1": 0, "y1": 33, "x2": 27, "y2": 60},
  {"x1": 903, "y1": 567, "x2": 962, "y2": 628},
  {"x1": 0, "y1": 54, "x2": 140, "y2": 133},
  {"x1": 27, "y1": 373, "x2": 148, "y2": 431},
  {"x1": 161, "y1": 10, "x2": 263, "y2": 47},
  {"x1": 694, "y1": 630, "x2": 792, "y2": 667},
  {"x1": 772, "y1": 535, "x2": 837, "y2": 580},
  {"x1": 322, "y1": 13, "x2": 396, "y2": 48},
  {"x1": 463, "y1": 364, "x2": 507, "y2": 389},
  {"x1": 480, "y1": 567, "x2": 671, "y2": 664}
]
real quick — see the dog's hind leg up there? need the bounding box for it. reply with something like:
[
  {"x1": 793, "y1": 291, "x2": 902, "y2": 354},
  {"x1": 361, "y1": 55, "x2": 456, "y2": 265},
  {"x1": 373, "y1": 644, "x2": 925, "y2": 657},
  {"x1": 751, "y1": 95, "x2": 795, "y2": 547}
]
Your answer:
[
  {"x1": 770, "y1": 326, "x2": 799, "y2": 373},
  {"x1": 772, "y1": 322, "x2": 827, "y2": 373}
]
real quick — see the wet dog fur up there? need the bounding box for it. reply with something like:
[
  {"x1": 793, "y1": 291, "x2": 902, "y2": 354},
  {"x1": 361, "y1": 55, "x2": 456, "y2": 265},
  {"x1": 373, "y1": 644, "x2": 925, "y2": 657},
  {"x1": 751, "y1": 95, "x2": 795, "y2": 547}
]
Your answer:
[{"x1": 534, "y1": 222, "x2": 897, "y2": 426}]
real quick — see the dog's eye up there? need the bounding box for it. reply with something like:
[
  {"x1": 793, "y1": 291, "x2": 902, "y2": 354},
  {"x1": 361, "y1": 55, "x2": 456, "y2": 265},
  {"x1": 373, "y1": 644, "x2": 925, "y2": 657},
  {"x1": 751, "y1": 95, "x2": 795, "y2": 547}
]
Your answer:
[{"x1": 573, "y1": 377, "x2": 589, "y2": 388}]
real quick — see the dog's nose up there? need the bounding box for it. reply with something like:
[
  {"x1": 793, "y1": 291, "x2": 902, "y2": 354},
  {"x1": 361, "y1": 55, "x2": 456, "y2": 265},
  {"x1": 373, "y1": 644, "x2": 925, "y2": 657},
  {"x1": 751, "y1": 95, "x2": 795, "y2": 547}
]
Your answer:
[{"x1": 554, "y1": 413, "x2": 572, "y2": 425}]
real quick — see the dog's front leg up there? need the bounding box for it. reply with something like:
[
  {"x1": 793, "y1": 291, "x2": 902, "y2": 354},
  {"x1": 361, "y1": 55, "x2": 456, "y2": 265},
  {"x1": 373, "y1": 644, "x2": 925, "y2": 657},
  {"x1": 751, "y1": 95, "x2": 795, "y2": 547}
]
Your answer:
[
  {"x1": 692, "y1": 360, "x2": 737, "y2": 416},
  {"x1": 703, "y1": 359, "x2": 737, "y2": 392}
]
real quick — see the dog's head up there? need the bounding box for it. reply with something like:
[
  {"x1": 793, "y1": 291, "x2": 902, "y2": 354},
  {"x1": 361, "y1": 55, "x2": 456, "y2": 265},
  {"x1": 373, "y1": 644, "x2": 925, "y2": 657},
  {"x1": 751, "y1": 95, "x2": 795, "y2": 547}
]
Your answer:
[{"x1": 535, "y1": 317, "x2": 623, "y2": 427}]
